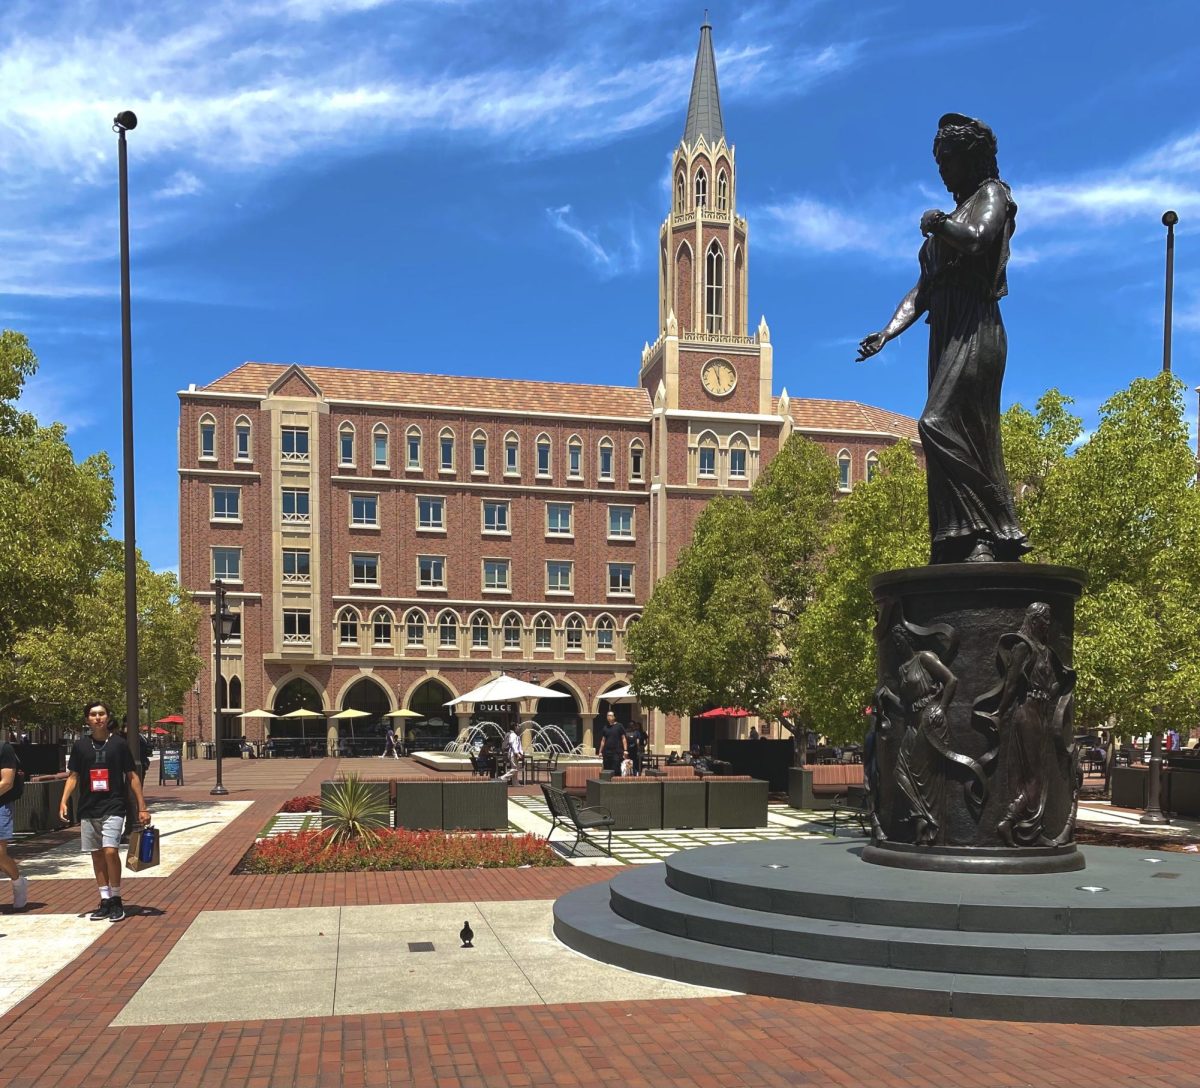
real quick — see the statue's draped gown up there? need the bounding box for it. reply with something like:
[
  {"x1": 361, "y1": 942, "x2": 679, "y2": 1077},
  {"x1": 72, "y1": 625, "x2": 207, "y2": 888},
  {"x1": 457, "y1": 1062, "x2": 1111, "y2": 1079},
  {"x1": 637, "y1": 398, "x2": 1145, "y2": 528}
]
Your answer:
[
  {"x1": 894, "y1": 654, "x2": 947, "y2": 843},
  {"x1": 915, "y1": 178, "x2": 1028, "y2": 562}
]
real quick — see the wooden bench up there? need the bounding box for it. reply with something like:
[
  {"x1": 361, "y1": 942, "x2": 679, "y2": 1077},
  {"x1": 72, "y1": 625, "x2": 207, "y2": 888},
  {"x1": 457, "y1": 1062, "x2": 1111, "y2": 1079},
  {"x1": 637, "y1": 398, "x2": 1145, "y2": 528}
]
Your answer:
[{"x1": 541, "y1": 785, "x2": 614, "y2": 856}]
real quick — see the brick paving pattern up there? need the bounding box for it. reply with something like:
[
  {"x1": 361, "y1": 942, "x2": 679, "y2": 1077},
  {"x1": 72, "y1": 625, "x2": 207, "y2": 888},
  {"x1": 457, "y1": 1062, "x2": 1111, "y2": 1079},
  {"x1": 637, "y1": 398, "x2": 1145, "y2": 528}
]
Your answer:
[{"x1": 0, "y1": 756, "x2": 1191, "y2": 1088}]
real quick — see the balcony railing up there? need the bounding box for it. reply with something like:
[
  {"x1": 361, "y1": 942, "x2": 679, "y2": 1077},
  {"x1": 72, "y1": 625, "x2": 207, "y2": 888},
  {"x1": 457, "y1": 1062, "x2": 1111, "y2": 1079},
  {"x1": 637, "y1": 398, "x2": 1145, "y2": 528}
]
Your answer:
[
  {"x1": 282, "y1": 511, "x2": 310, "y2": 524},
  {"x1": 281, "y1": 450, "x2": 309, "y2": 463},
  {"x1": 282, "y1": 572, "x2": 311, "y2": 585},
  {"x1": 282, "y1": 632, "x2": 312, "y2": 645}
]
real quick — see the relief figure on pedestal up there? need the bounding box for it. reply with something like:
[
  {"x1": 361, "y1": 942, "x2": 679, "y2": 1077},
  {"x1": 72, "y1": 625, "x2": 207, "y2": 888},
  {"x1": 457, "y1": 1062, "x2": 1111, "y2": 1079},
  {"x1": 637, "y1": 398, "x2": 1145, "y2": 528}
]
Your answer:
[
  {"x1": 856, "y1": 114, "x2": 1029, "y2": 564},
  {"x1": 972, "y1": 603, "x2": 1077, "y2": 847}
]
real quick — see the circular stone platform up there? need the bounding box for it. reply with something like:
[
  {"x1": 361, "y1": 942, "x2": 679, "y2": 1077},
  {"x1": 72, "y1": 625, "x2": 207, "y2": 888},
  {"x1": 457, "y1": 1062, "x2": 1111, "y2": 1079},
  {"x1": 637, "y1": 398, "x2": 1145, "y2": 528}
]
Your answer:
[{"x1": 552, "y1": 839, "x2": 1200, "y2": 1024}]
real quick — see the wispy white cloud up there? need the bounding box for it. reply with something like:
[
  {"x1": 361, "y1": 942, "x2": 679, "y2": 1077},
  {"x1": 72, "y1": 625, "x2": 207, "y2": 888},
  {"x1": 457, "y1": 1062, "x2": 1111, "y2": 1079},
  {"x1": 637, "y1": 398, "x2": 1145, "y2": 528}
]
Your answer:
[
  {"x1": 154, "y1": 170, "x2": 204, "y2": 200},
  {"x1": 546, "y1": 205, "x2": 642, "y2": 279}
]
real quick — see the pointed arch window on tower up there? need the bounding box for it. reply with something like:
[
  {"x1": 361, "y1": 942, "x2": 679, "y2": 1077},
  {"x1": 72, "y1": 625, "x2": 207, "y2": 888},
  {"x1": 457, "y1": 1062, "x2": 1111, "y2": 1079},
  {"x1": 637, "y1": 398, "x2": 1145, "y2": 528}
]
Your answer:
[
  {"x1": 676, "y1": 172, "x2": 686, "y2": 212},
  {"x1": 694, "y1": 168, "x2": 707, "y2": 208},
  {"x1": 717, "y1": 169, "x2": 728, "y2": 211},
  {"x1": 705, "y1": 242, "x2": 724, "y2": 334}
]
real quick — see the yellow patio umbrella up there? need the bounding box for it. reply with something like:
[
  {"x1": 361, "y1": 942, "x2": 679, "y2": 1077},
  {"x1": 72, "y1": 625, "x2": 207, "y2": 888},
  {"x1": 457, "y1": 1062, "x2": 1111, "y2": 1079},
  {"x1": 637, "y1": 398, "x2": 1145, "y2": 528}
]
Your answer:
[
  {"x1": 281, "y1": 706, "x2": 324, "y2": 744},
  {"x1": 328, "y1": 707, "x2": 371, "y2": 747}
]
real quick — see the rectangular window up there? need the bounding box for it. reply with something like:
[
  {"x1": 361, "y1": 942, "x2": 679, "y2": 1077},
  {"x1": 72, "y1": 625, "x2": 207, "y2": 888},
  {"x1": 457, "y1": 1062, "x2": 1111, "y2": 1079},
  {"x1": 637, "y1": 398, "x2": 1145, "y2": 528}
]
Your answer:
[
  {"x1": 373, "y1": 431, "x2": 388, "y2": 468},
  {"x1": 351, "y1": 493, "x2": 378, "y2": 526},
  {"x1": 418, "y1": 555, "x2": 445, "y2": 589},
  {"x1": 482, "y1": 500, "x2": 510, "y2": 534},
  {"x1": 212, "y1": 547, "x2": 241, "y2": 582},
  {"x1": 439, "y1": 616, "x2": 458, "y2": 648},
  {"x1": 406, "y1": 614, "x2": 425, "y2": 646},
  {"x1": 281, "y1": 488, "x2": 310, "y2": 523},
  {"x1": 698, "y1": 446, "x2": 716, "y2": 477},
  {"x1": 608, "y1": 506, "x2": 634, "y2": 538},
  {"x1": 534, "y1": 621, "x2": 552, "y2": 650},
  {"x1": 503, "y1": 619, "x2": 521, "y2": 649},
  {"x1": 568, "y1": 444, "x2": 582, "y2": 478},
  {"x1": 339, "y1": 429, "x2": 355, "y2": 466},
  {"x1": 417, "y1": 496, "x2": 445, "y2": 531},
  {"x1": 351, "y1": 553, "x2": 379, "y2": 586},
  {"x1": 235, "y1": 423, "x2": 251, "y2": 461},
  {"x1": 504, "y1": 439, "x2": 519, "y2": 475},
  {"x1": 407, "y1": 432, "x2": 421, "y2": 469},
  {"x1": 339, "y1": 612, "x2": 359, "y2": 646},
  {"x1": 546, "y1": 503, "x2": 573, "y2": 536},
  {"x1": 282, "y1": 609, "x2": 311, "y2": 644},
  {"x1": 282, "y1": 548, "x2": 310, "y2": 584},
  {"x1": 211, "y1": 487, "x2": 240, "y2": 521},
  {"x1": 547, "y1": 561, "x2": 573, "y2": 594},
  {"x1": 373, "y1": 613, "x2": 392, "y2": 646},
  {"x1": 537, "y1": 440, "x2": 551, "y2": 477},
  {"x1": 483, "y1": 559, "x2": 510, "y2": 592},
  {"x1": 608, "y1": 563, "x2": 634, "y2": 596},
  {"x1": 281, "y1": 426, "x2": 309, "y2": 461},
  {"x1": 597, "y1": 623, "x2": 614, "y2": 651},
  {"x1": 225, "y1": 611, "x2": 243, "y2": 644},
  {"x1": 472, "y1": 437, "x2": 486, "y2": 473},
  {"x1": 599, "y1": 445, "x2": 613, "y2": 479},
  {"x1": 565, "y1": 622, "x2": 583, "y2": 651},
  {"x1": 471, "y1": 619, "x2": 490, "y2": 649},
  {"x1": 729, "y1": 448, "x2": 747, "y2": 478},
  {"x1": 440, "y1": 435, "x2": 455, "y2": 472},
  {"x1": 200, "y1": 422, "x2": 216, "y2": 460},
  {"x1": 630, "y1": 445, "x2": 644, "y2": 481}
]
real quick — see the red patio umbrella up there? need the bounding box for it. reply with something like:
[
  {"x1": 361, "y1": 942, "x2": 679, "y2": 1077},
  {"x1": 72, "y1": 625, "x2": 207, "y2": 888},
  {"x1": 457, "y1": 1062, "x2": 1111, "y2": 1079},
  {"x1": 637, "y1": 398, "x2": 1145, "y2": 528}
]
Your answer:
[
  {"x1": 695, "y1": 707, "x2": 750, "y2": 718},
  {"x1": 152, "y1": 727, "x2": 171, "y2": 735},
  {"x1": 156, "y1": 714, "x2": 185, "y2": 724}
]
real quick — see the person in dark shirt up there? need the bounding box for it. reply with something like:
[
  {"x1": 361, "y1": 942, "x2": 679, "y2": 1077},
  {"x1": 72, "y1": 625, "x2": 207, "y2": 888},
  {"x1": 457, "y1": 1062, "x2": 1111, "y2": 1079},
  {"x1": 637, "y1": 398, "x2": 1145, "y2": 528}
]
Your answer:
[
  {"x1": 59, "y1": 702, "x2": 150, "y2": 923},
  {"x1": 598, "y1": 712, "x2": 627, "y2": 777},
  {"x1": 625, "y1": 720, "x2": 648, "y2": 777},
  {"x1": 0, "y1": 738, "x2": 29, "y2": 910}
]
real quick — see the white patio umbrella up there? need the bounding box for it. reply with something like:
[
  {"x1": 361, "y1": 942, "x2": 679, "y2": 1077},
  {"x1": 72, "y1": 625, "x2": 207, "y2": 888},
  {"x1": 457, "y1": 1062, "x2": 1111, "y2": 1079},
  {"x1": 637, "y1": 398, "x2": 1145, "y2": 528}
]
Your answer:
[
  {"x1": 445, "y1": 674, "x2": 572, "y2": 707},
  {"x1": 600, "y1": 683, "x2": 637, "y2": 703},
  {"x1": 238, "y1": 709, "x2": 276, "y2": 719}
]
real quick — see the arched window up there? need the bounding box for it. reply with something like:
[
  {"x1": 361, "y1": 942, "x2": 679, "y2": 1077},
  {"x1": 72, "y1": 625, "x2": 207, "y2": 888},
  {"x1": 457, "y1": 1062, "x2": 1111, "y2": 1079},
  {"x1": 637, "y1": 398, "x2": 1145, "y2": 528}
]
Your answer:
[
  {"x1": 372, "y1": 608, "x2": 393, "y2": 647},
  {"x1": 729, "y1": 433, "x2": 749, "y2": 480},
  {"x1": 439, "y1": 428, "x2": 455, "y2": 472},
  {"x1": 676, "y1": 171, "x2": 686, "y2": 212},
  {"x1": 705, "y1": 240, "x2": 724, "y2": 334},
  {"x1": 565, "y1": 614, "x2": 584, "y2": 651},
  {"x1": 629, "y1": 438, "x2": 645, "y2": 482},
  {"x1": 567, "y1": 435, "x2": 583, "y2": 479},
  {"x1": 470, "y1": 611, "x2": 491, "y2": 650},
  {"x1": 533, "y1": 613, "x2": 553, "y2": 651},
  {"x1": 866, "y1": 450, "x2": 880, "y2": 482},
  {"x1": 372, "y1": 424, "x2": 388, "y2": 468},
  {"x1": 227, "y1": 675, "x2": 242, "y2": 709},
  {"x1": 234, "y1": 416, "x2": 251, "y2": 461},
  {"x1": 338, "y1": 607, "x2": 360, "y2": 646},
  {"x1": 697, "y1": 431, "x2": 718, "y2": 478},
  {"x1": 502, "y1": 611, "x2": 522, "y2": 650},
  {"x1": 504, "y1": 431, "x2": 519, "y2": 476},
  {"x1": 406, "y1": 426, "x2": 422, "y2": 470},
  {"x1": 694, "y1": 168, "x2": 707, "y2": 208},
  {"x1": 717, "y1": 169, "x2": 728, "y2": 211},
  {"x1": 598, "y1": 437, "x2": 614, "y2": 481},
  {"x1": 471, "y1": 428, "x2": 487, "y2": 474},
  {"x1": 405, "y1": 609, "x2": 426, "y2": 647},
  {"x1": 198, "y1": 413, "x2": 216, "y2": 461},
  {"x1": 676, "y1": 240, "x2": 693, "y2": 334},
  {"x1": 837, "y1": 449, "x2": 852, "y2": 490},
  {"x1": 536, "y1": 433, "x2": 551, "y2": 477},
  {"x1": 339, "y1": 422, "x2": 355, "y2": 467},
  {"x1": 595, "y1": 614, "x2": 615, "y2": 652},
  {"x1": 437, "y1": 610, "x2": 459, "y2": 649}
]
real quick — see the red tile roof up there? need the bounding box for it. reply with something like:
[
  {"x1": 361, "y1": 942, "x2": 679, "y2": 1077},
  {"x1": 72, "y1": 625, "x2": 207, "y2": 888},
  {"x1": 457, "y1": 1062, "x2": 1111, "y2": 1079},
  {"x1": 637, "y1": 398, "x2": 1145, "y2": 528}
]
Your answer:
[{"x1": 777, "y1": 397, "x2": 919, "y2": 441}]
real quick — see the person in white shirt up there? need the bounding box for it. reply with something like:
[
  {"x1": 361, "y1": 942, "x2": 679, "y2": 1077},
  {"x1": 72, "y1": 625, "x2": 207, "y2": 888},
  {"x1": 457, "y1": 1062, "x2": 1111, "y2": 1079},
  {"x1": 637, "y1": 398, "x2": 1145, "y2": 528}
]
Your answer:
[{"x1": 499, "y1": 726, "x2": 523, "y2": 784}]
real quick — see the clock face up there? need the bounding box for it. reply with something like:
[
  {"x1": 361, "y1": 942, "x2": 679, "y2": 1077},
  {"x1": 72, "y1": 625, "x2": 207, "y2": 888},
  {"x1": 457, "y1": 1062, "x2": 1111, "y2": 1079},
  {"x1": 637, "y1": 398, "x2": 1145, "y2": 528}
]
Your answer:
[{"x1": 701, "y1": 358, "x2": 737, "y2": 397}]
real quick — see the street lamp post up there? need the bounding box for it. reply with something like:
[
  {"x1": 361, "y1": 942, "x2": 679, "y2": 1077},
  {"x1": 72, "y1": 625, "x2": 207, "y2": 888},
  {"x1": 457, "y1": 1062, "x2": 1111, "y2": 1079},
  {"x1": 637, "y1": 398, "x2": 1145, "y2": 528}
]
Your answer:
[
  {"x1": 114, "y1": 109, "x2": 142, "y2": 777},
  {"x1": 1162, "y1": 210, "x2": 1178, "y2": 373},
  {"x1": 211, "y1": 580, "x2": 236, "y2": 796}
]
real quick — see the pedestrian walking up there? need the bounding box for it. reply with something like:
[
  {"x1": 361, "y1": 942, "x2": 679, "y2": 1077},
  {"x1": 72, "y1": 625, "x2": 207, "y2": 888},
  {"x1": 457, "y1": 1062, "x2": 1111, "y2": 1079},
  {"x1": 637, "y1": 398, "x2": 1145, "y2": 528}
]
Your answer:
[
  {"x1": 59, "y1": 702, "x2": 150, "y2": 923},
  {"x1": 599, "y1": 711, "x2": 627, "y2": 777},
  {"x1": 0, "y1": 737, "x2": 29, "y2": 911},
  {"x1": 499, "y1": 726, "x2": 523, "y2": 784},
  {"x1": 626, "y1": 719, "x2": 647, "y2": 777}
]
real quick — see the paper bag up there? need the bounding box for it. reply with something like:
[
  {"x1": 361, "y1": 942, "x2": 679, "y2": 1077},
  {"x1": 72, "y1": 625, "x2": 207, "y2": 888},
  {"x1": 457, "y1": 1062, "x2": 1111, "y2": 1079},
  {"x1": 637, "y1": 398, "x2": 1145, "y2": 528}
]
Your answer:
[{"x1": 125, "y1": 825, "x2": 160, "y2": 872}]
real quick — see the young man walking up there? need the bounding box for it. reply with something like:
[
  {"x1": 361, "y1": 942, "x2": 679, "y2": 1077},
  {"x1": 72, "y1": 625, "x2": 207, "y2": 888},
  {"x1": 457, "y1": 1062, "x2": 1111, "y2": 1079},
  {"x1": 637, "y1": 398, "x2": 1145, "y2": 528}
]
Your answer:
[
  {"x1": 59, "y1": 702, "x2": 150, "y2": 923},
  {"x1": 0, "y1": 736, "x2": 29, "y2": 911}
]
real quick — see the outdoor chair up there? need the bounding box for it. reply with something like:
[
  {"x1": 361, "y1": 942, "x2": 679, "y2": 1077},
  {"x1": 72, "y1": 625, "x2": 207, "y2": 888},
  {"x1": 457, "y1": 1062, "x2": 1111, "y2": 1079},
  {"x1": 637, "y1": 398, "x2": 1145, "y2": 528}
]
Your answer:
[
  {"x1": 704, "y1": 776, "x2": 769, "y2": 828},
  {"x1": 541, "y1": 785, "x2": 614, "y2": 856}
]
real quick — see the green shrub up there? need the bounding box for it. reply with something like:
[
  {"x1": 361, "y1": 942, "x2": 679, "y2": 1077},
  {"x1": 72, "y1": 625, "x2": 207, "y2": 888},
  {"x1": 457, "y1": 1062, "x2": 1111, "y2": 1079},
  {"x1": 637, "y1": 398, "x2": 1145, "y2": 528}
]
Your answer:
[{"x1": 321, "y1": 774, "x2": 390, "y2": 845}]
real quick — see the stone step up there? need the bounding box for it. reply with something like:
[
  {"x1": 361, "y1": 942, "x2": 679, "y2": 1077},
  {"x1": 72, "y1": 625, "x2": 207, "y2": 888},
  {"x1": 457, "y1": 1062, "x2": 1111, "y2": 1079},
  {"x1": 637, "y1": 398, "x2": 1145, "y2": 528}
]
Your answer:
[
  {"x1": 609, "y1": 863, "x2": 1200, "y2": 980},
  {"x1": 553, "y1": 879, "x2": 1200, "y2": 1025}
]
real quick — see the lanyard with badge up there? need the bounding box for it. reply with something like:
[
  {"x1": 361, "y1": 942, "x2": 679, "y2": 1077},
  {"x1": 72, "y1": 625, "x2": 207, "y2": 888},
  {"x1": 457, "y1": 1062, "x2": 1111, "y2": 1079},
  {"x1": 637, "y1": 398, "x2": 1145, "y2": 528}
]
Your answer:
[{"x1": 89, "y1": 736, "x2": 111, "y2": 793}]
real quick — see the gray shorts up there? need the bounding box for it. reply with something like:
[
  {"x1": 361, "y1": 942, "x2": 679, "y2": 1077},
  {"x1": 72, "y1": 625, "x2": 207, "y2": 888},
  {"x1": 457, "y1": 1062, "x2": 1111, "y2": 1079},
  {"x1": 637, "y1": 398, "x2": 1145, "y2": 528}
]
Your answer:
[
  {"x1": 81, "y1": 815, "x2": 125, "y2": 852},
  {"x1": 0, "y1": 802, "x2": 12, "y2": 842}
]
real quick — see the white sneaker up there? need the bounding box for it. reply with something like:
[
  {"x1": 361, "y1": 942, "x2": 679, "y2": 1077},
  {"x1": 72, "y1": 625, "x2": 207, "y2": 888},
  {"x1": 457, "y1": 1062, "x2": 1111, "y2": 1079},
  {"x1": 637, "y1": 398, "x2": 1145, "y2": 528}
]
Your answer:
[{"x1": 11, "y1": 875, "x2": 28, "y2": 910}]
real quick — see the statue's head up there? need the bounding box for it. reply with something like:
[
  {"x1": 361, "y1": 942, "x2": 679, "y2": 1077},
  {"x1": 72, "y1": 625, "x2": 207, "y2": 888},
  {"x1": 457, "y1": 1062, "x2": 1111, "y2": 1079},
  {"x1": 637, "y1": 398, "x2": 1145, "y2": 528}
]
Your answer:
[
  {"x1": 1023, "y1": 601, "x2": 1051, "y2": 638},
  {"x1": 933, "y1": 113, "x2": 999, "y2": 199},
  {"x1": 889, "y1": 623, "x2": 912, "y2": 656}
]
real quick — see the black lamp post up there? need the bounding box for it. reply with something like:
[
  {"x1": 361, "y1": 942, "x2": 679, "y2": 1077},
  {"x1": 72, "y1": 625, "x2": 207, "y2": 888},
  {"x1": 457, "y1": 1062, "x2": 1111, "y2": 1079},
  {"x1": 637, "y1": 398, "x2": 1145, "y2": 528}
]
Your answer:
[
  {"x1": 211, "y1": 579, "x2": 236, "y2": 796},
  {"x1": 114, "y1": 109, "x2": 142, "y2": 777},
  {"x1": 1162, "y1": 210, "x2": 1178, "y2": 374}
]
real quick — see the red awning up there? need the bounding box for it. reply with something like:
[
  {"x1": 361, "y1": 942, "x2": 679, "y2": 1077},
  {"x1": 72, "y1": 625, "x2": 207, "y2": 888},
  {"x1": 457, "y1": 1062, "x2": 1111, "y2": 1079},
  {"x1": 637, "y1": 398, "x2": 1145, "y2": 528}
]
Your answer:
[
  {"x1": 156, "y1": 714, "x2": 185, "y2": 724},
  {"x1": 695, "y1": 707, "x2": 751, "y2": 719}
]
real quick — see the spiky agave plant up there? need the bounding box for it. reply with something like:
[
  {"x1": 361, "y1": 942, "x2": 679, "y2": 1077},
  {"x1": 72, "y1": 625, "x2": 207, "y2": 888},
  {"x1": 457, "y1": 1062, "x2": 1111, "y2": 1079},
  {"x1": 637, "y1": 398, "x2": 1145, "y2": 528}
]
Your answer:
[{"x1": 321, "y1": 775, "x2": 390, "y2": 846}]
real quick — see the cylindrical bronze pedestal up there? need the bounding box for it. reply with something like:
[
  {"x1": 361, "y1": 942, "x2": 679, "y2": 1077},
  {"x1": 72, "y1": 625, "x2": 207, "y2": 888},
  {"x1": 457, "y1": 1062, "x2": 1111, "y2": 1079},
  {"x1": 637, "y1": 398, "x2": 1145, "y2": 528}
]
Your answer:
[{"x1": 863, "y1": 563, "x2": 1086, "y2": 875}]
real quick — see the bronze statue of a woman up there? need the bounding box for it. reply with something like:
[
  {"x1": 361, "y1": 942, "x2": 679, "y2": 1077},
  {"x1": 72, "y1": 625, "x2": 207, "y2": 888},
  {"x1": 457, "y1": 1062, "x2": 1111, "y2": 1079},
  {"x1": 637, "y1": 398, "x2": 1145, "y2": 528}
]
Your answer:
[{"x1": 857, "y1": 114, "x2": 1029, "y2": 564}]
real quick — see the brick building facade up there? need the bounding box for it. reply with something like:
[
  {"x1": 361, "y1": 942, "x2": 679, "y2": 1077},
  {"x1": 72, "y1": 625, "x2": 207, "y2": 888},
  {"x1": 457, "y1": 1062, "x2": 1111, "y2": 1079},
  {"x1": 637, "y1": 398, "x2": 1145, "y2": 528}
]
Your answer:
[{"x1": 177, "y1": 20, "x2": 917, "y2": 754}]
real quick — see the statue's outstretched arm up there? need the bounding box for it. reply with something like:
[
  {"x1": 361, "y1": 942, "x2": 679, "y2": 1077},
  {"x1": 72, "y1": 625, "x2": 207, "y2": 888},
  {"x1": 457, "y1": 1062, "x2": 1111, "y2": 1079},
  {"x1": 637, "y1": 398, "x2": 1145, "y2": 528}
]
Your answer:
[{"x1": 857, "y1": 283, "x2": 925, "y2": 361}]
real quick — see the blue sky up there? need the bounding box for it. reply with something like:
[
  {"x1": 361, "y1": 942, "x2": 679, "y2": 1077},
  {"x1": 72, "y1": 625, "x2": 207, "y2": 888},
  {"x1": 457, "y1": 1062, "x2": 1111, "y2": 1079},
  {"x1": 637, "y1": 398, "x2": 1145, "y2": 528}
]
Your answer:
[{"x1": 3, "y1": 0, "x2": 1199, "y2": 573}]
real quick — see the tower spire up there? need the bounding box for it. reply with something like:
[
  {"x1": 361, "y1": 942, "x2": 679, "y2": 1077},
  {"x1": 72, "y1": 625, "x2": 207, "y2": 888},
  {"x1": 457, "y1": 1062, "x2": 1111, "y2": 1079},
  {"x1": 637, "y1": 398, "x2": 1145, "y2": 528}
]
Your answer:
[{"x1": 682, "y1": 16, "x2": 724, "y2": 147}]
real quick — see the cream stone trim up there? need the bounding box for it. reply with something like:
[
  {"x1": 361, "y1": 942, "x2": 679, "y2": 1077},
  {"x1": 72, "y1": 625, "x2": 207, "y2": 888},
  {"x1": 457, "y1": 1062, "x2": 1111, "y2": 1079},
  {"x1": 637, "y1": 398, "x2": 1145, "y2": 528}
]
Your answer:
[
  {"x1": 663, "y1": 409, "x2": 779, "y2": 424},
  {"x1": 180, "y1": 469, "x2": 262, "y2": 478}
]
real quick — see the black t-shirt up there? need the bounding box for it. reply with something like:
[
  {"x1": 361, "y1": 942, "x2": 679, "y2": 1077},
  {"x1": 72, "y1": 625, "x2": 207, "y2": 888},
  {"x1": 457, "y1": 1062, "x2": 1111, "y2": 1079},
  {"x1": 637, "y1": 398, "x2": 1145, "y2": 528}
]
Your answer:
[
  {"x1": 69, "y1": 734, "x2": 135, "y2": 820},
  {"x1": 626, "y1": 728, "x2": 646, "y2": 757},
  {"x1": 600, "y1": 723, "x2": 627, "y2": 758},
  {"x1": 0, "y1": 742, "x2": 19, "y2": 805}
]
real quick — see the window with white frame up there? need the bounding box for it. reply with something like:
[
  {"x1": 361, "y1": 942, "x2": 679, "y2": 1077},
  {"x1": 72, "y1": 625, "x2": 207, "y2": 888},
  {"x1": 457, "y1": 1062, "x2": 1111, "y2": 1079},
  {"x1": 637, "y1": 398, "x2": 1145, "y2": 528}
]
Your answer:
[
  {"x1": 547, "y1": 561, "x2": 573, "y2": 594},
  {"x1": 439, "y1": 430, "x2": 455, "y2": 472},
  {"x1": 596, "y1": 615, "x2": 615, "y2": 651},
  {"x1": 568, "y1": 437, "x2": 582, "y2": 478},
  {"x1": 418, "y1": 496, "x2": 445, "y2": 531},
  {"x1": 282, "y1": 548, "x2": 310, "y2": 583},
  {"x1": 351, "y1": 553, "x2": 379, "y2": 586},
  {"x1": 698, "y1": 443, "x2": 717, "y2": 477},
  {"x1": 339, "y1": 423, "x2": 355, "y2": 466},
  {"x1": 212, "y1": 547, "x2": 241, "y2": 583},
  {"x1": 629, "y1": 440, "x2": 645, "y2": 482},
  {"x1": 536, "y1": 435, "x2": 551, "y2": 477},
  {"x1": 438, "y1": 611, "x2": 458, "y2": 648},
  {"x1": 546, "y1": 502, "x2": 573, "y2": 536},
  {"x1": 372, "y1": 609, "x2": 392, "y2": 647},
  {"x1": 418, "y1": 555, "x2": 445, "y2": 589},
  {"x1": 472, "y1": 430, "x2": 487, "y2": 474},
  {"x1": 405, "y1": 609, "x2": 425, "y2": 646},
  {"x1": 502, "y1": 613, "x2": 521, "y2": 649},
  {"x1": 608, "y1": 505, "x2": 634, "y2": 539},
  {"x1": 281, "y1": 426, "x2": 309, "y2": 462},
  {"x1": 482, "y1": 500, "x2": 510, "y2": 534},
  {"x1": 235, "y1": 418, "x2": 251, "y2": 461},
  {"x1": 199, "y1": 415, "x2": 216, "y2": 460},
  {"x1": 729, "y1": 445, "x2": 748, "y2": 478},
  {"x1": 705, "y1": 240, "x2": 724, "y2": 333},
  {"x1": 504, "y1": 433, "x2": 519, "y2": 475},
  {"x1": 598, "y1": 438, "x2": 614, "y2": 480},
  {"x1": 338, "y1": 608, "x2": 359, "y2": 646},
  {"x1": 534, "y1": 614, "x2": 553, "y2": 650},
  {"x1": 483, "y1": 559, "x2": 510, "y2": 592},
  {"x1": 837, "y1": 450, "x2": 852, "y2": 490},
  {"x1": 224, "y1": 610, "x2": 243, "y2": 644},
  {"x1": 565, "y1": 615, "x2": 583, "y2": 650},
  {"x1": 608, "y1": 563, "x2": 634, "y2": 596},
  {"x1": 282, "y1": 488, "x2": 310, "y2": 523},
  {"x1": 211, "y1": 486, "x2": 241, "y2": 521},
  {"x1": 471, "y1": 613, "x2": 490, "y2": 649},
  {"x1": 372, "y1": 425, "x2": 389, "y2": 468},
  {"x1": 866, "y1": 451, "x2": 880, "y2": 482},
  {"x1": 406, "y1": 427, "x2": 422, "y2": 470},
  {"x1": 283, "y1": 609, "x2": 312, "y2": 644},
  {"x1": 351, "y1": 493, "x2": 378, "y2": 526}
]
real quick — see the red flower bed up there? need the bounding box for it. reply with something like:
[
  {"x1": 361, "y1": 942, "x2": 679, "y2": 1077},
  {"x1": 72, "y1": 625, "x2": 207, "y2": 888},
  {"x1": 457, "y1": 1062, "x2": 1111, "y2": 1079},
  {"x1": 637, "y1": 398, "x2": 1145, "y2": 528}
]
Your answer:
[
  {"x1": 280, "y1": 795, "x2": 322, "y2": 813},
  {"x1": 243, "y1": 829, "x2": 564, "y2": 874}
]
